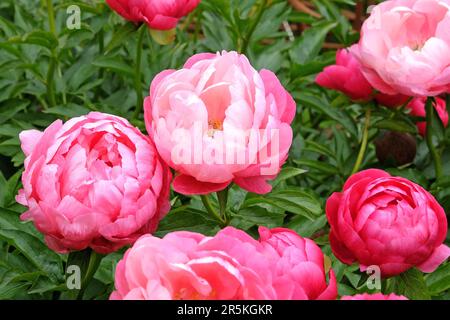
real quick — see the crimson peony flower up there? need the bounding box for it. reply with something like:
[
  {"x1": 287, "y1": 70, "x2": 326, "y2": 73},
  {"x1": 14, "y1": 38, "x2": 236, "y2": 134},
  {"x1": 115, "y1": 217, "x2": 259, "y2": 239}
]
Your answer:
[
  {"x1": 110, "y1": 227, "x2": 337, "y2": 300},
  {"x1": 341, "y1": 293, "x2": 408, "y2": 300},
  {"x1": 406, "y1": 97, "x2": 449, "y2": 136},
  {"x1": 16, "y1": 112, "x2": 171, "y2": 254},
  {"x1": 326, "y1": 169, "x2": 450, "y2": 277},
  {"x1": 106, "y1": 0, "x2": 201, "y2": 30}
]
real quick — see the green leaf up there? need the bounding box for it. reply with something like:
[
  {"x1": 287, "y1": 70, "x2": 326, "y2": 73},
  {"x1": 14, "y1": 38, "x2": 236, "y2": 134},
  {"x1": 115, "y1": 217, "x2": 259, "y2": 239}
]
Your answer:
[
  {"x1": 294, "y1": 93, "x2": 358, "y2": 138},
  {"x1": 425, "y1": 263, "x2": 450, "y2": 296},
  {"x1": 231, "y1": 206, "x2": 284, "y2": 230},
  {"x1": 290, "y1": 21, "x2": 337, "y2": 65},
  {"x1": 285, "y1": 215, "x2": 327, "y2": 238},
  {"x1": 271, "y1": 167, "x2": 307, "y2": 188},
  {"x1": 92, "y1": 56, "x2": 134, "y2": 77},
  {"x1": 244, "y1": 187, "x2": 322, "y2": 220},
  {"x1": 385, "y1": 268, "x2": 431, "y2": 300},
  {"x1": 0, "y1": 229, "x2": 63, "y2": 283},
  {"x1": 155, "y1": 207, "x2": 221, "y2": 237},
  {"x1": 105, "y1": 23, "x2": 136, "y2": 54},
  {"x1": 374, "y1": 119, "x2": 418, "y2": 134},
  {"x1": 9, "y1": 31, "x2": 58, "y2": 50},
  {"x1": 294, "y1": 159, "x2": 339, "y2": 175}
]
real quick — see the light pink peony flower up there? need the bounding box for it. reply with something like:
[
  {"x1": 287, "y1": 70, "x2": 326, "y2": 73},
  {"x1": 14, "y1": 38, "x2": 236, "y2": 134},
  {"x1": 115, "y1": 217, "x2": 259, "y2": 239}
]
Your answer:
[
  {"x1": 110, "y1": 227, "x2": 337, "y2": 300},
  {"x1": 105, "y1": 0, "x2": 201, "y2": 30},
  {"x1": 406, "y1": 97, "x2": 449, "y2": 136},
  {"x1": 144, "y1": 51, "x2": 296, "y2": 195},
  {"x1": 16, "y1": 112, "x2": 171, "y2": 254},
  {"x1": 352, "y1": 0, "x2": 450, "y2": 97},
  {"x1": 341, "y1": 293, "x2": 408, "y2": 300},
  {"x1": 326, "y1": 169, "x2": 450, "y2": 278}
]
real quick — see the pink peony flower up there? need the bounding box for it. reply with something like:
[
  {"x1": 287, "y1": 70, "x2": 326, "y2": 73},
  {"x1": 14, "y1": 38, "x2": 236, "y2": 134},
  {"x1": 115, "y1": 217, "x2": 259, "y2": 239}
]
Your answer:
[
  {"x1": 316, "y1": 45, "x2": 374, "y2": 101},
  {"x1": 374, "y1": 93, "x2": 410, "y2": 108},
  {"x1": 352, "y1": 0, "x2": 450, "y2": 97},
  {"x1": 315, "y1": 45, "x2": 410, "y2": 107},
  {"x1": 16, "y1": 112, "x2": 171, "y2": 254},
  {"x1": 144, "y1": 51, "x2": 296, "y2": 195},
  {"x1": 326, "y1": 169, "x2": 450, "y2": 278},
  {"x1": 105, "y1": 0, "x2": 201, "y2": 30},
  {"x1": 110, "y1": 227, "x2": 337, "y2": 300},
  {"x1": 341, "y1": 293, "x2": 408, "y2": 300},
  {"x1": 406, "y1": 97, "x2": 449, "y2": 136}
]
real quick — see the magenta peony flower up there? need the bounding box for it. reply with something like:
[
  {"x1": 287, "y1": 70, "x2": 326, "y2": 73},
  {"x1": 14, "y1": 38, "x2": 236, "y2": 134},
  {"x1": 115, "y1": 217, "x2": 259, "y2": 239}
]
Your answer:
[
  {"x1": 406, "y1": 97, "x2": 449, "y2": 136},
  {"x1": 144, "y1": 51, "x2": 296, "y2": 195},
  {"x1": 110, "y1": 227, "x2": 337, "y2": 300},
  {"x1": 351, "y1": 0, "x2": 450, "y2": 97},
  {"x1": 316, "y1": 45, "x2": 410, "y2": 107},
  {"x1": 105, "y1": 0, "x2": 201, "y2": 30},
  {"x1": 316, "y1": 45, "x2": 374, "y2": 101},
  {"x1": 341, "y1": 293, "x2": 408, "y2": 300},
  {"x1": 326, "y1": 169, "x2": 450, "y2": 277},
  {"x1": 16, "y1": 112, "x2": 172, "y2": 254}
]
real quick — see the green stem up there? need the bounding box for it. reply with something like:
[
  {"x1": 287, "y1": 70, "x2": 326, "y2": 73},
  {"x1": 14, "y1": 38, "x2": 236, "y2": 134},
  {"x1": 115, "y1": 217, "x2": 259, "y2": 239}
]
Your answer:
[
  {"x1": 217, "y1": 187, "x2": 230, "y2": 224},
  {"x1": 425, "y1": 97, "x2": 443, "y2": 179},
  {"x1": 45, "y1": 0, "x2": 56, "y2": 35},
  {"x1": 46, "y1": 53, "x2": 57, "y2": 109},
  {"x1": 76, "y1": 249, "x2": 103, "y2": 300},
  {"x1": 132, "y1": 25, "x2": 147, "y2": 120},
  {"x1": 201, "y1": 195, "x2": 225, "y2": 225},
  {"x1": 351, "y1": 108, "x2": 372, "y2": 175},
  {"x1": 240, "y1": 0, "x2": 268, "y2": 54}
]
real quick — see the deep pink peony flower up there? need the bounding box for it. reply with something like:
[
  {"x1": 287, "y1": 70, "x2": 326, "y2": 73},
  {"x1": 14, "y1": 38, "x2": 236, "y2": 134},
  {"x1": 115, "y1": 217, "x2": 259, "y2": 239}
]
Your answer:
[
  {"x1": 326, "y1": 169, "x2": 450, "y2": 277},
  {"x1": 341, "y1": 293, "x2": 408, "y2": 300},
  {"x1": 352, "y1": 0, "x2": 450, "y2": 97},
  {"x1": 315, "y1": 45, "x2": 409, "y2": 107},
  {"x1": 105, "y1": 0, "x2": 201, "y2": 30},
  {"x1": 406, "y1": 97, "x2": 449, "y2": 136},
  {"x1": 144, "y1": 51, "x2": 296, "y2": 195},
  {"x1": 316, "y1": 45, "x2": 374, "y2": 101},
  {"x1": 110, "y1": 227, "x2": 337, "y2": 300},
  {"x1": 16, "y1": 112, "x2": 171, "y2": 254}
]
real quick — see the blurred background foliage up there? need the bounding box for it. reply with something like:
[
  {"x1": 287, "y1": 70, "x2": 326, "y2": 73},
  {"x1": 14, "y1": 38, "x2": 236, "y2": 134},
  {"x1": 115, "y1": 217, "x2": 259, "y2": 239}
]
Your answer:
[{"x1": 0, "y1": 0, "x2": 448, "y2": 300}]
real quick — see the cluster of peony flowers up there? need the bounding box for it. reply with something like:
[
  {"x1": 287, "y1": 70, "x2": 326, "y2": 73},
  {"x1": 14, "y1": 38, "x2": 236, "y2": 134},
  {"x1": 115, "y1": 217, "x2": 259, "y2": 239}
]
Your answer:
[
  {"x1": 316, "y1": 0, "x2": 450, "y2": 135},
  {"x1": 13, "y1": 0, "x2": 450, "y2": 301},
  {"x1": 111, "y1": 227, "x2": 337, "y2": 300}
]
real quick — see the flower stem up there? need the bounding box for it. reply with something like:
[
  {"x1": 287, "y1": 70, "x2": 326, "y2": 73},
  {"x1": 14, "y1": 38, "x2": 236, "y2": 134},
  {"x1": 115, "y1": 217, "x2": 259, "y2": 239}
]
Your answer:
[
  {"x1": 46, "y1": 53, "x2": 57, "y2": 109},
  {"x1": 132, "y1": 25, "x2": 147, "y2": 120},
  {"x1": 425, "y1": 97, "x2": 443, "y2": 179},
  {"x1": 351, "y1": 107, "x2": 372, "y2": 175},
  {"x1": 45, "y1": 0, "x2": 56, "y2": 35},
  {"x1": 76, "y1": 249, "x2": 103, "y2": 300},
  {"x1": 201, "y1": 195, "x2": 225, "y2": 226},
  {"x1": 240, "y1": 0, "x2": 268, "y2": 54},
  {"x1": 217, "y1": 187, "x2": 230, "y2": 224}
]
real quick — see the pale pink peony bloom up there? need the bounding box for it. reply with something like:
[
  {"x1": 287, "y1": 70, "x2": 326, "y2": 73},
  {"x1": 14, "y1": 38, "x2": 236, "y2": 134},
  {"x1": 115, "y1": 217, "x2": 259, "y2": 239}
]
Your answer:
[
  {"x1": 110, "y1": 227, "x2": 337, "y2": 300},
  {"x1": 106, "y1": 0, "x2": 201, "y2": 30},
  {"x1": 326, "y1": 169, "x2": 450, "y2": 278},
  {"x1": 352, "y1": 0, "x2": 450, "y2": 97},
  {"x1": 144, "y1": 51, "x2": 296, "y2": 195},
  {"x1": 406, "y1": 97, "x2": 449, "y2": 136},
  {"x1": 341, "y1": 293, "x2": 408, "y2": 300},
  {"x1": 16, "y1": 112, "x2": 171, "y2": 254}
]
